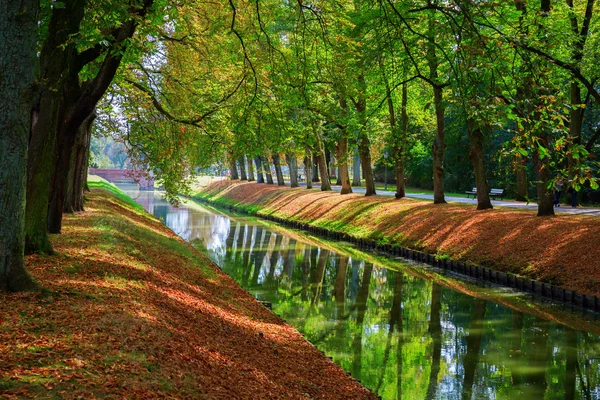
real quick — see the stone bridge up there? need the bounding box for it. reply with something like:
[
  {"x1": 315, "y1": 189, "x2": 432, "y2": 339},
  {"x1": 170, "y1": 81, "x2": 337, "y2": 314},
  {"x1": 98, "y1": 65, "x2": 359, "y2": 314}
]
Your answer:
[{"x1": 89, "y1": 168, "x2": 155, "y2": 190}]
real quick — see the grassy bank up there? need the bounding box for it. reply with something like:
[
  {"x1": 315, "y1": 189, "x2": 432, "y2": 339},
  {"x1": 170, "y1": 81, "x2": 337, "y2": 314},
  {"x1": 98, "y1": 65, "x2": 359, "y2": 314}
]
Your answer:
[
  {"x1": 0, "y1": 182, "x2": 374, "y2": 399},
  {"x1": 196, "y1": 181, "x2": 600, "y2": 298}
]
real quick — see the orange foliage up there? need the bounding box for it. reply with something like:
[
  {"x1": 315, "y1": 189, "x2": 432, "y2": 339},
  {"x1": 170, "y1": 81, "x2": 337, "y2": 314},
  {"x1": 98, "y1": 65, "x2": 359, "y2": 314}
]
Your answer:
[{"x1": 0, "y1": 189, "x2": 375, "y2": 399}]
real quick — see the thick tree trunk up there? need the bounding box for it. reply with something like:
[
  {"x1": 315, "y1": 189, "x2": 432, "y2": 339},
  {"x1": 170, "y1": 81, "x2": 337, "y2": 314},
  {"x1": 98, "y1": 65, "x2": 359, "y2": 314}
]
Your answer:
[
  {"x1": 336, "y1": 138, "x2": 352, "y2": 194},
  {"x1": 467, "y1": 120, "x2": 493, "y2": 210},
  {"x1": 315, "y1": 143, "x2": 331, "y2": 191},
  {"x1": 25, "y1": 0, "x2": 86, "y2": 254},
  {"x1": 533, "y1": 134, "x2": 555, "y2": 216},
  {"x1": 228, "y1": 154, "x2": 239, "y2": 180},
  {"x1": 272, "y1": 154, "x2": 285, "y2": 186},
  {"x1": 515, "y1": 155, "x2": 528, "y2": 201},
  {"x1": 357, "y1": 134, "x2": 376, "y2": 196},
  {"x1": 71, "y1": 113, "x2": 95, "y2": 212},
  {"x1": 432, "y1": 86, "x2": 446, "y2": 204},
  {"x1": 352, "y1": 151, "x2": 361, "y2": 186},
  {"x1": 238, "y1": 156, "x2": 247, "y2": 180},
  {"x1": 262, "y1": 156, "x2": 274, "y2": 184},
  {"x1": 254, "y1": 156, "x2": 264, "y2": 183},
  {"x1": 304, "y1": 150, "x2": 313, "y2": 189},
  {"x1": 336, "y1": 166, "x2": 342, "y2": 185},
  {"x1": 246, "y1": 155, "x2": 255, "y2": 181},
  {"x1": 0, "y1": 0, "x2": 39, "y2": 291},
  {"x1": 286, "y1": 153, "x2": 299, "y2": 188}
]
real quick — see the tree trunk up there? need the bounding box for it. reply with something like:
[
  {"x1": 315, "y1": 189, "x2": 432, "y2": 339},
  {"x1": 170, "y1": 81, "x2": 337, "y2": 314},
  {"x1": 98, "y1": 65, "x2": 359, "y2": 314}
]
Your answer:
[
  {"x1": 262, "y1": 156, "x2": 274, "y2": 184},
  {"x1": 286, "y1": 153, "x2": 299, "y2": 188},
  {"x1": 336, "y1": 166, "x2": 342, "y2": 185},
  {"x1": 71, "y1": 113, "x2": 95, "y2": 212},
  {"x1": 533, "y1": 134, "x2": 555, "y2": 216},
  {"x1": 25, "y1": 0, "x2": 86, "y2": 254},
  {"x1": 315, "y1": 144, "x2": 331, "y2": 191},
  {"x1": 467, "y1": 120, "x2": 493, "y2": 210},
  {"x1": 327, "y1": 150, "x2": 336, "y2": 179},
  {"x1": 228, "y1": 154, "x2": 239, "y2": 180},
  {"x1": 238, "y1": 156, "x2": 247, "y2": 180},
  {"x1": 246, "y1": 155, "x2": 255, "y2": 181},
  {"x1": 0, "y1": 0, "x2": 39, "y2": 291},
  {"x1": 394, "y1": 84, "x2": 408, "y2": 199},
  {"x1": 357, "y1": 134, "x2": 376, "y2": 196},
  {"x1": 312, "y1": 154, "x2": 320, "y2": 182},
  {"x1": 432, "y1": 85, "x2": 446, "y2": 204},
  {"x1": 254, "y1": 156, "x2": 264, "y2": 183},
  {"x1": 272, "y1": 154, "x2": 285, "y2": 186},
  {"x1": 515, "y1": 155, "x2": 528, "y2": 201},
  {"x1": 336, "y1": 138, "x2": 352, "y2": 194},
  {"x1": 304, "y1": 150, "x2": 313, "y2": 189},
  {"x1": 352, "y1": 151, "x2": 361, "y2": 186}
]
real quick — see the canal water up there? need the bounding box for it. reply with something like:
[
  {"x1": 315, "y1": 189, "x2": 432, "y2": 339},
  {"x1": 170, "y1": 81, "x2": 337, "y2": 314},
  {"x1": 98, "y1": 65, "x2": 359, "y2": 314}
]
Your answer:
[{"x1": 121, "y1": 185, "x2": 600, "y2": 400}]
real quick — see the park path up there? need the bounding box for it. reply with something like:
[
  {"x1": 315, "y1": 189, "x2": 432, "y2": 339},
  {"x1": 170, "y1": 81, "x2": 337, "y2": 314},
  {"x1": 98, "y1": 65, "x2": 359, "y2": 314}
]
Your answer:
[{"x1": 301, "y1": 182, "x2": 600, "y2": 216}]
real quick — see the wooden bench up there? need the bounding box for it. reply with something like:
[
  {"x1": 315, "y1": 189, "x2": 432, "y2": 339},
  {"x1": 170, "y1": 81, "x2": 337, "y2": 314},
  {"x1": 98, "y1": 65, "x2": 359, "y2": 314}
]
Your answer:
[
  {"x1": 465, "y1": 187, "x2": 505, "y2": 200},
  {"x1": 489, "y1": 188, "x2": 504, "y2": 200},
  {"x1": 465, "y1": 187, "x2": 477, "y2": 199}
]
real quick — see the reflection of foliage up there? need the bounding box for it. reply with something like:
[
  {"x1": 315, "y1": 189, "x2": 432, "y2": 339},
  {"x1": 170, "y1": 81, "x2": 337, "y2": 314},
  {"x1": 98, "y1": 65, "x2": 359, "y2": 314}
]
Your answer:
[{"x1": 199, "y1": 212, "x2": 600, "y2": 399}]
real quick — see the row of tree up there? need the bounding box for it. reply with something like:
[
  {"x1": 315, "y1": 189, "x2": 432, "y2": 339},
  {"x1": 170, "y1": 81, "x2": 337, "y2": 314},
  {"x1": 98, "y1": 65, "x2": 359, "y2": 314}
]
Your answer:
[{"x1": 118, "y1": 0, "x2": 598, "y2": 215}]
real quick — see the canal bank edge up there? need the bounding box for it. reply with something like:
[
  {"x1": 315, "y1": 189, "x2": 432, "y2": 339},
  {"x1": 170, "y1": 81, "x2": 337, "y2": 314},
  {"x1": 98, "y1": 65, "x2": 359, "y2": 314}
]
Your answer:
[{"x1": 194, "y1": 181, "x2": 600, "y2": 314}]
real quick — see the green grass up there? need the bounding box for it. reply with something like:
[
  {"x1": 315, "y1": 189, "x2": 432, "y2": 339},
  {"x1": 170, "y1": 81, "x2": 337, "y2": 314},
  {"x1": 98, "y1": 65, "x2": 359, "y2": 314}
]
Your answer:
[{"x1": 87, "y1": 175, "x2": 144, "y2": 212}]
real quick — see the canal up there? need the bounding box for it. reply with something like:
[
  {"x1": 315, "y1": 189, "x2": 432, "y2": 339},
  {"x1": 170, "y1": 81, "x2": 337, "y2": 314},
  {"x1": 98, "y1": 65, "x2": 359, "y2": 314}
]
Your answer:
[{"x1": 121, "y1": 185, "x2": 600, "y2": 400}]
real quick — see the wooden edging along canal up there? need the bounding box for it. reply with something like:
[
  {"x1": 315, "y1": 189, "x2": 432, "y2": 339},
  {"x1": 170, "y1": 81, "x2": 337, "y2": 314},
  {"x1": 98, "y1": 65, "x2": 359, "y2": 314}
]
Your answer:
[{"x1": 196, "y1": 197, "x2": 600, "y2": 314}]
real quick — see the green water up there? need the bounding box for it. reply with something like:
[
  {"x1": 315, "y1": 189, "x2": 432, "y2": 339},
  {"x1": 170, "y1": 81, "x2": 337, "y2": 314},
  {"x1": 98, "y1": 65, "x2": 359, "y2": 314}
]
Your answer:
[{"x1": 122, "y1": 186, "x2": 600, "y2": 400}]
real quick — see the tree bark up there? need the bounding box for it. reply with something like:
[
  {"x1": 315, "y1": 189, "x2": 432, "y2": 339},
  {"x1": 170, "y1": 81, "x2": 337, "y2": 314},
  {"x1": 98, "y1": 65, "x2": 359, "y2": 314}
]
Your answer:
[
  {"x1": 394, "y1": 84, "x2": 408, "y2": 199},
  {"x1": 352, "y1": 151, "x2": 361, "y2": 186},
  {"x1": 228, "y1": 153, "x2": 239, "y2": 180},
  {"x1": 312, "y1": 154, "x2": 320, "y2": 182},
  {"x1": 272, "y1": 154, "x2": 285, "y2": 186},
  {"x1": 0, "y1": 0, "x2": 39, "y2": 291},
  {"x1": 432, "y1": 85, "x2": 446, "y2": 204},
  {"x1": 238, "y1": 156, "x2": 247, "y2": 180},
  {"x1": 304, "y1": 150, "x2": 313, "y2": 189},
  {"x1": 314, "y1": 134, "x2": 331, "y2": 191},
  {"x1": 467, "y1": 120, "x2": 493, "y2": 210},
  {"x1": 357, "y1": 134, "x2": 376, "y2": 196},
  {"x1": 25, "y1": 0, "x2": 86, "y2": 254},
  {"x1": 246, "y1": 155, "x2": 255, "y2": 181},
  {"x1": 515, "y1": 155, "x2": 528, "y2": 201},
  {"x1": 262, "y1": 156, "x2": 274, "y2": 184},
  {"x1": 69, "y1": 112, "x2": 95, "y2": 212},
  {"x1": 533, "y1": 135, "x2": 555, "y2": 216},
  {"x1": 286, "y1": 153, "x2": 299, "y2": 188},
  {"x1": 336, "y1": 138, "x2": 352, "y2": 194},
  {"x1": 254, "y1": 156, "x2": 264, "y2": 183}
]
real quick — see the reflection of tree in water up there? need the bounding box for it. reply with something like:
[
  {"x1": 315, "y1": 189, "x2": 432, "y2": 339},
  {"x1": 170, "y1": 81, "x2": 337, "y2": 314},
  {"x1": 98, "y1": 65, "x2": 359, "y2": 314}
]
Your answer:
[
  {"x1": 426, "y1": 283, "x2": 442, "y2": 400},
  {"x1": 462, "y1": 298, "x2": 487, "y2": 400},
  {"x1": 333, "y1": 255, "x2": 349, "y2": 319},
  {"x1": 309, "y1": 249, "x2": 330, "y2": 311},
  {"x1": 375, "y1": 271, "x2": 403, "y2": 397},
  {"x1": 352, "y1": 263, "x2": 374, "y2": 381}
]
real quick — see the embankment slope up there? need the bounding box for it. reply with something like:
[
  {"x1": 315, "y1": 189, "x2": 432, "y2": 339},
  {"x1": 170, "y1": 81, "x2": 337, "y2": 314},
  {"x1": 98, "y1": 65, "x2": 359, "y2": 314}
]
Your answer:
[
  {"x1": 0, "y1": 182, "x2": 374, "y2": 399},
  {"x1": 197, "y1": 181, "x2": 600, "y2": 298}
]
